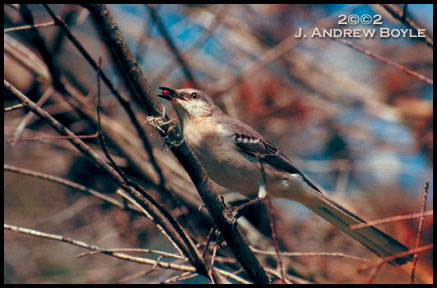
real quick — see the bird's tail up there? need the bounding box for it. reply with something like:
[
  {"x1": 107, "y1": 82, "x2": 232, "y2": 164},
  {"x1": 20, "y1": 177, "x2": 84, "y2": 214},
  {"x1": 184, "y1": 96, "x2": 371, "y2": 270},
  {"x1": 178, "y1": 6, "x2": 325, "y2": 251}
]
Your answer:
[{"x1": 304, "y1": 192, "x2": 412, "y2": 265}]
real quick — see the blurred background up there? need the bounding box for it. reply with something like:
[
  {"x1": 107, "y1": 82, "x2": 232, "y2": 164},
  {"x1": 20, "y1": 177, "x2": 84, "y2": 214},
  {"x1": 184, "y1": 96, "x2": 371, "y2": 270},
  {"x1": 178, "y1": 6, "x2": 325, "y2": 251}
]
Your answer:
[{"x1": 4, "y1": 4, "x2": 433, "y2": 284}]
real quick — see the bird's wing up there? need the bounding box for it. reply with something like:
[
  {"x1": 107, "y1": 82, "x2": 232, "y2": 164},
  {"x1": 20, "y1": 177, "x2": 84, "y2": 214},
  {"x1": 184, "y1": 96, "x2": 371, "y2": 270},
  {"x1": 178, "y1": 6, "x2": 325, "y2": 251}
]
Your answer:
[{"x1": 229, "y1": 121, "x2": 322, "y2": 193}]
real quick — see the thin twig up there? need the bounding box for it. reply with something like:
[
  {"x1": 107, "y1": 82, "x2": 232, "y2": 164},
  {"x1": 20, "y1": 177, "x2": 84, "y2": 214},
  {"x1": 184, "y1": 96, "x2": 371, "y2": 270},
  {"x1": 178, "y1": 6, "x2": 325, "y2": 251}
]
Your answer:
[
  {"x1": 264, "y1": 195, "x2": 285, "y2": 284},
  {"x1": 118, "y1": 268, "x2": 158, "y2": 284},
  {"x1": 202, "y1": 227, "x2": 216, "y2": 260},
  {"x1": 4, "y1": 223, "x2": 196, "y2": 272},
  {"x1": 4, "y1": 164, "x2": 129, "y2": 210},
  {"x1": 381, "y1": 4, "x2": 433, "y2": 49},
  {"x1": 250, "y1": 246, "x2": 369, "y2": 262},
  {"x1": 151, "y1": 5, "x2": 227, "y2": 85},
  {"x1": 19, "y1": 5, "x2": 67, "y2": 94},
  {"x1": 366, "y1": 264, "x2": 383, "y2": 284},
  {"x1": 256, "y1": 157, "x2": 285, "y2": 284},
  {"x1": 263, "y1": 267, "x2": 295, "y2": 284},
  {"x1": 115, "y1": 188, "x2": 185, "y2": 258},
  {"x1": 147, "y1": 4, "x2": 200, "y2": 88},
  {"x1": 350, "y1": 210, "x2": 433, "y2": 230},
  {"x1": 410, "y1": 180, "x2": 429, "y2": 284},
  {"x1": 95, "y1": 57, "x2": 123, "y2": 176},
  {"x1": 4, "y1": 20, "x2": 56, "y2": 32},
  {"x1": 6, "y1": 133, "x2": 99, "y2": 144},
  {"x1": 5, "y1": 223, "x2": 249, "y2": 284},
  {"x1": 208, "y1": 240, "x2": 219, "y2": 284},
  {"x1": 358, "y1": 244, "x2": 433, "y2": 270},
  {"x1": 51, "y1": 8, "x2": 78, "y2": 55},
  {"x1": 77, "y1": 247, "x2": 185, "y2": 260},
  {"x1": 402, "y1": 4, "x2": 408, "y2": 21},
  {"x1": 10, "y1": 86, "x2": 54, "y2": 146},
  {"x1": 331, "y1": 37, "x2": 433, "y2": 86},
  {"x1": 42, "y1": 4, "x2": 169, "y2": 192},
  {"x1": 264, "y1": 266, "x2": 316, "y2": 284},
  {"x1": 162, "y1": 271, "x2": 199, "y2": 284},
  {"x1": 4, "y1": 103, "x2": 24, "y2": 112}
]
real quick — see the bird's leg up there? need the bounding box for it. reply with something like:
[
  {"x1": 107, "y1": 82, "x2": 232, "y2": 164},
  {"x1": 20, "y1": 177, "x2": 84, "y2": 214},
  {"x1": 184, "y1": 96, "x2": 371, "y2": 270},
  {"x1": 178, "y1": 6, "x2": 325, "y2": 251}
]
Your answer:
[
  {"x1": 220, "y1": 154, "x2": 269, "y2": 221},
  {"x1": 231, "y1": 197, "x2": 264, "y2": 220},
  {"x1": 223, "y1": 189, "x2": 266, "y2": 221},
  {"x1": 234, "y1": 184, "x2": 267, "y2": 218},
  {"x1": 223, "y1": 154, "x2": 269, "y2": 219}
]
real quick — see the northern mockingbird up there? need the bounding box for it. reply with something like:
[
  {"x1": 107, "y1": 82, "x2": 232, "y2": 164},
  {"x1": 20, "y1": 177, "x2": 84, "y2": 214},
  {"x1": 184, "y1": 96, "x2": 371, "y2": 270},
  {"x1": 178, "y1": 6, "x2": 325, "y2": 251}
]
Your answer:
[{"x1": 158, "y1": 87, "x2": 411, "y2": 265}]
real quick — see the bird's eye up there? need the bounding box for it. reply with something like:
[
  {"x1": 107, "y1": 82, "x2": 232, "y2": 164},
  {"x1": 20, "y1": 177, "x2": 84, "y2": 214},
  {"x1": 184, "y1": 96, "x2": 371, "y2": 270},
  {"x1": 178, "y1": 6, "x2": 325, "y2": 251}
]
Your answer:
[{"x1": 191, "y1": 92, "x2": 200, "y2": 100}]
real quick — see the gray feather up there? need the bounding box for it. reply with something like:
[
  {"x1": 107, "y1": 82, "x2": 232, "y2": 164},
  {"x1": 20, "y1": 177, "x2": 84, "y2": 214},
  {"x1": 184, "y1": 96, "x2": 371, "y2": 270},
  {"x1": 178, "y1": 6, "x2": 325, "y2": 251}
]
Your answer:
[{"x1": 305, "y1": 193, "x2": 411, "y2": 265}]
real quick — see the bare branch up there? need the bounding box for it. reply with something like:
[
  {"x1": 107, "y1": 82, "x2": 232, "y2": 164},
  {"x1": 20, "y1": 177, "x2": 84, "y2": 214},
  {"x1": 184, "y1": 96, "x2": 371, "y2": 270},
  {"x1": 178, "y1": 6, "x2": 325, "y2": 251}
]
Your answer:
[
  {"x1": 42, "y1": 4, "x2": 168, "y2": 191},
  {"x1": 10, "y1": 86, "x2": 54, "y2": 146},
  {"x1": 4, "y1": 223, "x2": 250, "y2": 284},
  {"x1": 83, "y1": 4, "x2": 269, "y2": 283},
  {"x1": 147, "y1": 5, "x2": 200, "y2": 88},
  {"x1": 256, "y1": 157, "x2": 285, "y2": 283},
  {"x1": 250, "y1": 246, "x2": 370, "y2": 262},
  {"x1": 4, "y1": 223, "x2": 196, "y2": 272},
  {"x1": 4, "y1": 79, "x2": 209, "y2": 282},
  {"x1": 4, "y1": 164, "x2": 129, "y2": 210},
  {"x1": 6, "y1": 133, "x2": 99, "y2": 144},
  {"x1": 78, "y1": 248, "x2": 185, "y2": 260},
  {"x1": 4, "y1": 103, "x2": 25, "y2": 112},
  {"x1": 4, "y1": 20, "x2": 56, "y2": 32}
]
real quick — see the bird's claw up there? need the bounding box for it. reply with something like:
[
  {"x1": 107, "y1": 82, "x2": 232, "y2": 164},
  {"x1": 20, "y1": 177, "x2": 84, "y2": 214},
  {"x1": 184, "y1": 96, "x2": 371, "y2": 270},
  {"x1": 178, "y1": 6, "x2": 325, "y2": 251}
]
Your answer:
[
  {"x1": 145, "y1": 104, "x2": 184, "y2": 148},
  {"x1": 145, "y1": 105, "x2": 174, "y2": 134}
]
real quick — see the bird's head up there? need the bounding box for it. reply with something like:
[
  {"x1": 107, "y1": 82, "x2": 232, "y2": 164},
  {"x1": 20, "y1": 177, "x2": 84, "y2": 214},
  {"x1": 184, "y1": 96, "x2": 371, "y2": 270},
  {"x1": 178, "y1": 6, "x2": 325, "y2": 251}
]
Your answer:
[{"x1": 158, "y1": 87, "x2": 216, "y2": 120}]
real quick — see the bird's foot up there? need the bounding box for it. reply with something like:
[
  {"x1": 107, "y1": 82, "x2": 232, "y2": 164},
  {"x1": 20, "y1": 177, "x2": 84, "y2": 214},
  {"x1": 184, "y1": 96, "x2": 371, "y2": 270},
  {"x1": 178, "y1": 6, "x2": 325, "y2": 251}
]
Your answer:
[
  {"x1": 223, "y1": 197, "x2": 264, "y2": 222},
  {"x1": 145, "y1": 105, "x2": 175, "y2": 133},
  {"x1": 145, "y1": 105, "x2": 184, "y2": 148}
]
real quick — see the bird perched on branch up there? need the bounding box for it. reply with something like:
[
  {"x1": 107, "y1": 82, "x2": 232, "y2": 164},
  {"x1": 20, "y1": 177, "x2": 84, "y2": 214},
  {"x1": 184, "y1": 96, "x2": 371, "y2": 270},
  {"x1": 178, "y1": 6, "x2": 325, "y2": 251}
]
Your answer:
[{"x1": 158, "y1": 86, "x2": 412, "y2": 265}]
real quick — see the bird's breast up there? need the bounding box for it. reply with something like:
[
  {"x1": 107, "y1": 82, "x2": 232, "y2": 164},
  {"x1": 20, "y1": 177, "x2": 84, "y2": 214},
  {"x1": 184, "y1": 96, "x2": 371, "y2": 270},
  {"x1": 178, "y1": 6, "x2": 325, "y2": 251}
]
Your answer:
[{"x1": 182, "y1": 119, "x2": 262, "y2": 194}]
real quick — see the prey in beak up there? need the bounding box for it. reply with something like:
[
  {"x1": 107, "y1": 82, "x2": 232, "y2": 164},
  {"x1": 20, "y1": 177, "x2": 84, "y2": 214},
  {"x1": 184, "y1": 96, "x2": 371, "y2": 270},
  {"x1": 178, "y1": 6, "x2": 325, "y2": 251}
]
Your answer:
[{"x1": 158, "y1": 87, "x2": 185, "y2": 102}]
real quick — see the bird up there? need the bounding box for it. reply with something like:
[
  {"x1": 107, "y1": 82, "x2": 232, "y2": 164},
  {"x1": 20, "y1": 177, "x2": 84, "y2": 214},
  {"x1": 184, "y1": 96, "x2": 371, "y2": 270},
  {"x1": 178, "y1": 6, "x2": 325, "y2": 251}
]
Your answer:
[{"x1": 157, "y1": 86, "x2": 412, "y2": 265}]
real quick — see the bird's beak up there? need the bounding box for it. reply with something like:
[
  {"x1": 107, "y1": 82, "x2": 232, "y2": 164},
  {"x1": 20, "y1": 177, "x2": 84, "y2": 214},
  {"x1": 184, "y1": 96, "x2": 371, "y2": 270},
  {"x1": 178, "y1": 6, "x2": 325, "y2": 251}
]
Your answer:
[{"x1": 158, "y1": 87, "x2": 185, "y2": 102}]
